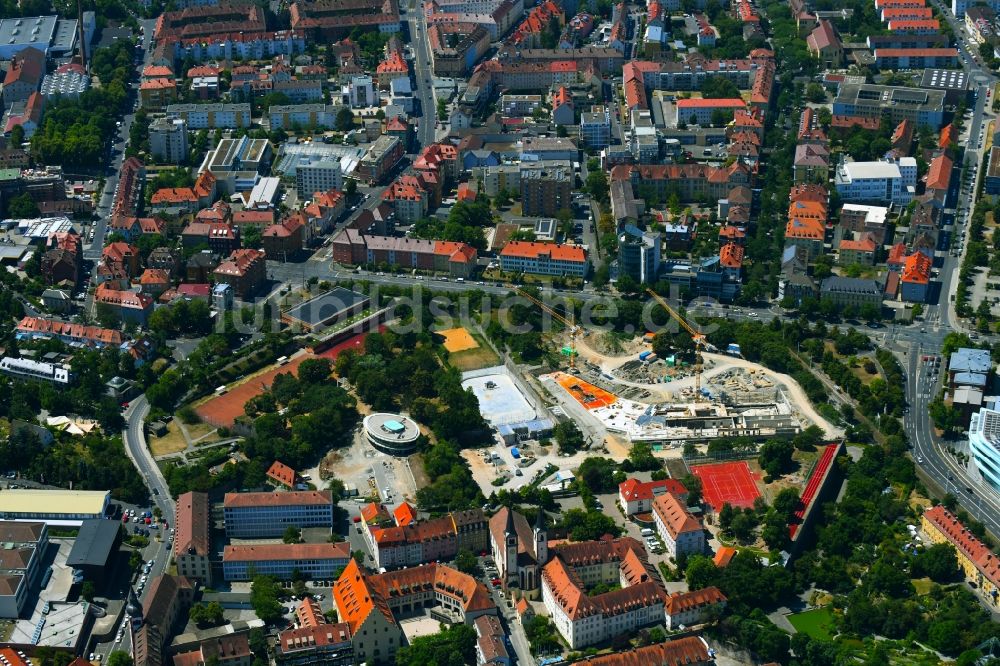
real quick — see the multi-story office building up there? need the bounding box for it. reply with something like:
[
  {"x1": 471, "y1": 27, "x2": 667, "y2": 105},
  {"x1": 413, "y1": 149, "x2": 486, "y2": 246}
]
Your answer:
[
  {"x1": 819, "y1": 276, "x2": 883, "y2": 308},
  {"x1": 222, "y1": 543, "x2": 351, "y2": 581},
  {"x1": 223, "y1": 491, "x2": 334, "y2": 538},
  {"x1": 618, "y1": 225, "x2": 661, "y2": 284},
  {"x1": 0, "y1": 521, "x2": 47, "y2": 618},
  {"x1": 832, "y1": 83, "x2": 946, "y2": 129},
  {"x1": 580, "y1": 105, "x2": 611, "y2": 149},
  {"x1": 174, "y1": 491, "x2": 212, "y2": 585},
  {"x1": 834, "y1": 158, "x2": 917, "y2": 206},
  {"x1": 149, "y1": 116, "x2": 189, "y2": 164},
  {"x1": 0, "y1": 489, "x2": 109, "y2": 525},
  {"x1": 295, "y1": 158, "x2": 343, "y2": 198},
  {"x1": 166, "y1": 103, "x2": 252, "y2": 129},
  {"x1": 969, "y1": 407, "x2": 1000, "y2": 493}
]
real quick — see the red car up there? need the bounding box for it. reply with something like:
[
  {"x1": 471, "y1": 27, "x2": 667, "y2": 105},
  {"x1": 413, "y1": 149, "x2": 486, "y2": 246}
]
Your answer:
[
  {"x1": 352, "y1": 516, "x2": 362, "y2": 523},
  {"x1": 491, "y1": 578, "x2": 501, "y2": 587}
]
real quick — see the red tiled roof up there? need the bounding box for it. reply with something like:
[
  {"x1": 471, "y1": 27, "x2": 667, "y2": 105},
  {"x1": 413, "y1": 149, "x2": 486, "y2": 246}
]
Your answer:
[
  {"x1": 266, "y1": 460, "x2": 296, "y2": 487},
  {"x1": 224, "y1": 542, "x2": 350, "y2": 563},
  {"x1": 16, "y1": 316, "x2": 123, "y2": 346},
  {"x1": 713, "y1": 546, "x2": 737, "y2": 567},
  {"x1": 618, "y1": 478, "x2": 688, "y2": 502},
  {"x1": 576, "y1": 638, "x2": 711, "y2": 666},
  {"x1": 224, "y1": 490, "x2": 331, "y2": 508},
  {"x1": 926, "y1": 154, "x2": 953, "y2": 191},
  {"x1": 676, "y1": 97, "x2": 745, "y2": 109},
  {"x1": 719, "y1": 242, "x2": 744, "y2": 268},
  {"x1": 652, "y1": 493, "x2": 702, "y2": 538},
  {"x1": 874, "y1": 47, "x2": 958, "y2": 57},
  {"x1": 901, "y1": 251, "x2": 931, "y2": 284},
  {"x1": 924, "y1": 505, "x2": 1000, "y2": 591},
  {"x1": 393, "y1": 502, "x2": 417, "y2": 526},
  {"x1": 174, "y1": 491, "x2": 210, "y2": 558},
  {"x1": 500, "y1": 241, "x2": 586, "y2": 263}
]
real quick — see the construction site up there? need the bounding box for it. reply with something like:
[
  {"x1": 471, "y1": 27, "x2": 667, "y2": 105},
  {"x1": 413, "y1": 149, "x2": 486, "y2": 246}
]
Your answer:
[{"x1": 511, "y1": 289, "x2": 838, "y2": 448}]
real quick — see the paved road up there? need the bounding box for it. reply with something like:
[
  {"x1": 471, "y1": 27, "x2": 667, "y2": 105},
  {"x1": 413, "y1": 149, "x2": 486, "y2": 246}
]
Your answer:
[
  {"x1": 85, "y1": 18, "x2": 157, "y2": 261},
  {"x1": 407, "y1": 1, "x2": 437, "y2": 150}
]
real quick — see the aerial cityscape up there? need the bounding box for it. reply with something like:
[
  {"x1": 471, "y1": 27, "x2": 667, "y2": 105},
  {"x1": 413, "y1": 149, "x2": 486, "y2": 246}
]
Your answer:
[{"x1": 1, "y1": 0, "x2": 1000, "y2": 663}]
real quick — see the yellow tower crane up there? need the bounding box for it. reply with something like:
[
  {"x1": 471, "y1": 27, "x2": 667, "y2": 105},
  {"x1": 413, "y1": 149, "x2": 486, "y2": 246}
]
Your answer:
[
  {"x1": 646, "y1": 288, "x2": 709, "y2": 400},
  {"x1": 516, "y1": 288, "x2": 579, "y2": 368}
]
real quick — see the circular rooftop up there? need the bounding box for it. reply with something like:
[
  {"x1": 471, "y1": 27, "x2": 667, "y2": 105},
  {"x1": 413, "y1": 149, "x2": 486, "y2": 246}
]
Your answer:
[{"x1": 363, "y1": 413, "x2": 421, "y2": 455}]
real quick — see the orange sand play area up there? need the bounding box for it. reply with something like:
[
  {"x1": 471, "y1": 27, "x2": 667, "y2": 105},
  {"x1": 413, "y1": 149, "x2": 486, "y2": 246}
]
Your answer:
[{"x1": 438, "y1": 327, "x2": 479, "y2": 353}]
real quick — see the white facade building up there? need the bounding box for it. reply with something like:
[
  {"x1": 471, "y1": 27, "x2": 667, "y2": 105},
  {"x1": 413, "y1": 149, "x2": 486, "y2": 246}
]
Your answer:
[
  {"x1": 970, "y1": 407, "x2": 1000, "y2": 493},
  {"x1": 149, "y1": 116, "x2": 189, "y2": 164},
  {"x1": 0, "y1": 357, "x2": 72, "y2": 385},
  {"x1": 834, "y1": 157, "x2": 917, "y2": 206}
]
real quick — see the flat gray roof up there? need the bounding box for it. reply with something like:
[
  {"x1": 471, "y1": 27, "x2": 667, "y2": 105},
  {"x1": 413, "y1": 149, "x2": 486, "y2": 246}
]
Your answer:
[
  {"x1": 66, "y1": 519, "x2": 120, "y2": 568},
  {"x1": 0, "y1": 15, "x2": 56, "y2": 47},
  {"x1": 282, "y1": 287, "x2": 369, "y2": 328}
]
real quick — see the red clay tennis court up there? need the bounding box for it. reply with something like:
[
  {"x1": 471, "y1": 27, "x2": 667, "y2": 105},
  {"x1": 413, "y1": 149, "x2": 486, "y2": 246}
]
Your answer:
[{"x1": 691, "y1": 460, "x2": 762, "y2": 511}]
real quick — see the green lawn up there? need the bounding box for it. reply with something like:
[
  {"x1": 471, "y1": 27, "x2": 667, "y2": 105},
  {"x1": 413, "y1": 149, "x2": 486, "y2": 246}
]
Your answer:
[{"x1": 788, "y1": 608, "x2": 836, "y2": 640}]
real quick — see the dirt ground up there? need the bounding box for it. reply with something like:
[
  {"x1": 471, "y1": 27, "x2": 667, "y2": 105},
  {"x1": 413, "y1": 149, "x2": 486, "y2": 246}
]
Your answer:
[
  {"x1": 150, "y1": 422, "x2": 189, "y2": 457},
  {"x1": 438, "y1": 327, "x2": 478, "y2": 353}
]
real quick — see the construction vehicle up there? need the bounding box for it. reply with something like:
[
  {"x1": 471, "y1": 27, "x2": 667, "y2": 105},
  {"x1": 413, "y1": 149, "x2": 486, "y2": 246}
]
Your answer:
[
  {"x1": 645, "y1": 289, "x2": 709, "y2": 400},
  {"x1": 517, "y1": 288, "x2": 579, "y2": 368}
]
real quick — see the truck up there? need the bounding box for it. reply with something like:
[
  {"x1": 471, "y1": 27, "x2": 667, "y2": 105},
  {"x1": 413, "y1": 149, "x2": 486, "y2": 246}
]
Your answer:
[
  {"x1": 511, "y1": 447, "x2": 521, "y2": 459},
  {"x1": 638, "y1": 350, "x2": 652, "y2": 361},
  {"x1": 726, "y1": 343, "x2": 742, "y2": 356}
]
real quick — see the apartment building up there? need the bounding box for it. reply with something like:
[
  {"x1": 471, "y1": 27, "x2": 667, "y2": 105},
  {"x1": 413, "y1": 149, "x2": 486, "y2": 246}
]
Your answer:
[
  {"x1": 664, "y1": 587, "x2": 727, "y2": 630},
  {"x1": 611, "y1": 162, "x2": 753, "y2": 203},
  {"x1": 223, "y1": 543, "x2": 351, "y2": 581},
  {"x1": 873, "y1": 47, "x2": 958, "y2": 68},
  {"x1": 15, "y1": 317, "x2": 123, "y2": 349},
  {"x1": 269, "y1": 103, "x2": 341, "y2": 130},
  {"x1": 149, "y1": 117, "x2": 189, "y2": 164},
  {"x1": 580, "y1": 105, "x2": 611, "y2": 148},
  {"x1": 429, "y1": 22, "x2": 490, "y2": 75},
  {"x1": 651, "y1": 493, "x2": 704, "y2": 558},
  {"x1": 93, "y1": 284, "x2": 154, "y2": 326},
  {"x1": 355, "y1": 135, "x2": 404, "y2": 184},
  {"x1": 499, "y1": 241, "x2": 589, "y2": 277},
  {"x1": 289, "y1": 0, "x2": 402, "y2": 40},
  {"x1": 922, "y1": 505, "x2": 1000, "y2": 606},
  {"x1": 332, "y1": 229, "x2": 477, "y2": 278},
  {"x1": 166, "y1": 103, "x2": 252, "y2": 129},
  {"x1": 519, "y1": 161, "x2": 572, "y2": 216},
  {"x1": 674, "y1": 98, "x2": 746, "y2": 126},
  {"x1": 174, "y1": 492, "x2": 212, "y2": 586},
  {"x1": 223, "y1": 491, "x2": 334, "y2": 538},
  {"x1": 212, "y1": 248, "x2": 266, "y2": 299}
]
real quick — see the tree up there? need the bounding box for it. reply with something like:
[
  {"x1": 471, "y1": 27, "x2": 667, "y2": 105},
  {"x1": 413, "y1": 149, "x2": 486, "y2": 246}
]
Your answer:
[
  {"x1": 8, "y1": 123, "x2": 24, "y2": 147},
  {"x1": 250, "y1": 575, "x2": 285, "y2": 624},
  {"x1": 455, "y1": 548, "x2": 477, "y2": 574},
  {"x1": 396, "y1": 624, "x2": 476, "y2": 665},
  {"x1": 335, "y1": 107, "x2": 355, "y2": 131},
  {"x1": 243, "y1": 225, "x2": 262, "y2": 249},
  {"x1": 7, "y1": 192, "x2": 39, "y2": 218},
  {"x1": 106, "y1": 653, "x2": 133, "y2": 666},
  {"x1": 345, "y1": 179, "x2": 358, "y2": 196},
  {"x1": 189, "y1": 601, "x2": 225, "y2": 627},
  {"x1": 327, "y1": 477, "x2": 346, "y2": 503},
  {"x1": 283, "y1": 526, "x2": 302, "y2": 543},
  {"x1": 80, "y1": 581, "x2": 96, "y2": 602},
  {"x1": 298, "y1": 358, "x2": 332, "y2": 385},
  {"x1": 554, "y1": 421, "x2": 586, "y2": 453},
  {"x1": 806, "y1": 83, "x2": 826, "y2": 103},
  {"x1": 758, "y1": 439, "x2": 794, "y2": 480},
  {"x1": 911, "y1": 542, "x2": 959, "y2": 582},
  {"x1": 772, "y1": 488, "x2": 801, "y2": 519}
]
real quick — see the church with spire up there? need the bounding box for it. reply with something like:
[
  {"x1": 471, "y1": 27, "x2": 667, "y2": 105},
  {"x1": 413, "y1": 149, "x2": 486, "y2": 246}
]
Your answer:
[{"x1": 488, "y1": 506, "x2": 548, "y2": 598}]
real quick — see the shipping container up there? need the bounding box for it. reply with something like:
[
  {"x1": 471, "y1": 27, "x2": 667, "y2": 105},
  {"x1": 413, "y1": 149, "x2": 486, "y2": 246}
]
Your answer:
[
  {"x1": 639, "y1": 350, "x2": 652, "y2": 360},
  {"x1": 511, "y1": 447, "x2": 521, "y2": 459}
]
